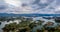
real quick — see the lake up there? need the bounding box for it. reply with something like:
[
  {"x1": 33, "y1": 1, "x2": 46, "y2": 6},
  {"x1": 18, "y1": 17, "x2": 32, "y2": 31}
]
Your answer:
[{"x1": 0, "y1": 17, "x2": 59, "y2": 32}]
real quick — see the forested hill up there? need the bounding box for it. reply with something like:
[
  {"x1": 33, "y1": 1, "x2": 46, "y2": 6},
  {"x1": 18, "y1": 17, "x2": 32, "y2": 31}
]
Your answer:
[{"x1": 0, "y1": 13, "x2": 60, "y2": 17}]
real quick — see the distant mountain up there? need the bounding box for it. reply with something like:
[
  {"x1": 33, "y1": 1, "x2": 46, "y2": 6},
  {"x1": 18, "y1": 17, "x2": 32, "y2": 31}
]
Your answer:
[{"x1": 0, "y1": 13, "x2": 60, "y2": 17}]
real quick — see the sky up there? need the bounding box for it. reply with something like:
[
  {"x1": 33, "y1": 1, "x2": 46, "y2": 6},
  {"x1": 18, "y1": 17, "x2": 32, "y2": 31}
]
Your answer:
[{"x1": 0, "y1": 0, "x2": 60, "y2": 14}]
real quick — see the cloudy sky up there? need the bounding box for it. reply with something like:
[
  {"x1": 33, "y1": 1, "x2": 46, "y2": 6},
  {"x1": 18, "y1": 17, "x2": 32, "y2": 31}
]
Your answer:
[{"x1": 0, "y1": 0, "x2": 60, "y2": 14}]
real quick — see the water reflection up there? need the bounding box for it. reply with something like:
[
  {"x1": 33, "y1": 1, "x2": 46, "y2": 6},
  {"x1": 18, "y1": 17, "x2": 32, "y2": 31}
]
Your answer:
[
  {"x1": 0, "y1": 22, "x2": 1, "y2": 25},
  {"x1": 0, "y1": 20, "x2": 21, "y2": 32},
  {"x1": 0, "y1": 17, "x2": 60, "y2": 32}
]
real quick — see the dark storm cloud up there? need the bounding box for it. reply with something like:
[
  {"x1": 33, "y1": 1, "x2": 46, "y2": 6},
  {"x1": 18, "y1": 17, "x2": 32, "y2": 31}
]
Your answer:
[
  {"x1": 0, "y1": 5, "x2": 7, "y2": 10},
  {"x1": 0, "y1": 0, "x2": 8, "y2": 10}
]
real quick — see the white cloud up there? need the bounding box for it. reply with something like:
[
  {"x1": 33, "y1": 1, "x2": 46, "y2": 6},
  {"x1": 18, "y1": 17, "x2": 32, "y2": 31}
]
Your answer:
[
  {"x1": 4, "y1": 0, "x2": 22, "y2": 7},
  {"x1": 0, "y1": 0, "x2": 60, "y2": 14}
]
